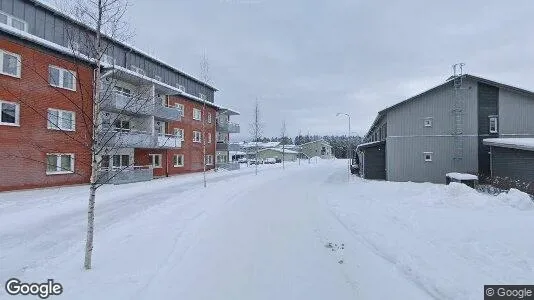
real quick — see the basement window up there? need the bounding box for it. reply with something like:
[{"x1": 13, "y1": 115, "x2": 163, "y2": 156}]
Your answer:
[
  {"x1": 424, "y1": 118, "x2": 433, "y2": 127},
  {"x1": 424, "y1": 152, "x2": 433, "y2": 162},
  {"x1": 489, "y1": 116, "x2": 498, "y2": 133}
]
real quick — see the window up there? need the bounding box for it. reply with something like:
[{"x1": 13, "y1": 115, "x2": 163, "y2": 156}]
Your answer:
[
  {"x1": 49, "y1": 66, "x2": 76, "y2": 91},
  {"x1": 174, "y1": 128, "x2": 184, "y2": 141},
  {"x1": 100, "y1": 155, "x2": 110, "y2": 169},
  {"x1": 149, "y1": 154, "x2": 162, "y2": 168},
  {"x1": 208, "y1": 113, "x2": 212, "y2": 124},
  {"x1": 205, "y1": 155, "x2": 213, "y2": 166},
  {"x1": 155, "y1": 121, "x2": 166, "y2": 135},
  {"x1": 174, "y1": 103, "x2": 184, "y2": 117},
  {"x1": 111, "y1": 154, "x2": 130, "y2": 168},
  {"x1": 424, "y1": 118, "x2": 433, "y2": 127},
  {"x1": 130, "y1": 65, "x2": 146, "y2": 76},
  {"x1": 424, "y1": 152, "x2": 433, "y2": 162},
  {"x1": 193, "y1": 108, "x2": 202, "y2": 121},
  {"x1": 0, "y1": 100, "x2": 20, "y2": 126},
  {"x1": 193, "y1": 131, "x2": 202, "y2": 143},
  {"x1": 489, "y1": 116, "x2": 498, "y2": 133},
  {"x1": 208, "y1": 132, "x2": 212, "y2": 144},
  {"x1": 113, "y1": 119, "x2": 130, "y2": 131},
  {"x1": 173, "y1": 154, "x2": 184, "y2": 167},
  {"x1": 46, "y1": 154, "x2": 74, "y2": 174},
  {"x1": 199, "y1": 93, "x2": 207, "y2": 101},
  {"x1": 0, "y1": 50, "x2": 21, "y2": 78},
  {"x1": 0, "y1": 11, "x2": 27, "y2": 32},
  {"x1": 47, "y1": 109, "x2": 75, "y2": 131}
]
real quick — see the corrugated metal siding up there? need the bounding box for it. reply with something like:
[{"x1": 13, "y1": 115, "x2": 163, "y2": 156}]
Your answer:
[
  {"x1": 499, "y1": 88, "x2": 534, "y2": 137},
  {"x1": 477, "y1": 82, "x2": 499, "y2": 179},
  {"x1": 387, "y1": 136, "x2": 478, "y2": 183},
  {"x1": 385, "y1": 78, "x2": 478, "y2": 183},
  {"x1": 491, "y1": 146, "x2": 534, "y2": 185},
  {"x1": 387, "y1": 79, "x2": 478, "y2": 137}
]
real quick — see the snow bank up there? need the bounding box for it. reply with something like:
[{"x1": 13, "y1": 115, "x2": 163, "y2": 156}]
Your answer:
[
  {"x1": 446, "y1": 172, "x2": 478, "y2": 181},
  {"x1": 497, "y1": 188, "x2": 534, "y2": 211}
]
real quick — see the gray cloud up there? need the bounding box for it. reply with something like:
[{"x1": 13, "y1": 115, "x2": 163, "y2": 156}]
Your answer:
[{"x1": 117, "y1": 0, "x2": 534, "y2": 140}]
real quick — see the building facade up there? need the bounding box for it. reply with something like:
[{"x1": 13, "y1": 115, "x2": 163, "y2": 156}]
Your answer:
[
  {"x1": 358, "y1": 74, "x2": 534, "y2": 184},
  {"x1": 300, "y1": 140, "x2": 333, "y2": 159},
  {"x1": 0, "y1": 0, "x2": 239, "y2": 191}
]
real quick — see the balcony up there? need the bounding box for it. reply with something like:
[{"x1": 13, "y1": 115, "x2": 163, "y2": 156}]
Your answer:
[
  {"x1": 154, "y1": 101, "x2": 182, "y2": 121},
  {"x1": 99, "y1": 129, "x2": 181, "y2": 149},
  {"x1": 101, "y1": 92, "x2": 154, "y2": 116},
  {"x1": 216, "y1": 121, "x2": 240, "y2": 134},
  {"x1": 157, "y1": 134, "x2": 181, "y2": 149},
  {"x1": 97, "y1": 166, "x2": 153, "y2": 185},
  {"x1": 216, "y1": 142, "x2": 229, "y2": 151}
]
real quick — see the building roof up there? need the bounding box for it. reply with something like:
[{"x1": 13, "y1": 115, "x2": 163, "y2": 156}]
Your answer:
[
  {"x1": 28, "y1": 0, "x2": 217, "y2": 91},
  {"x1": 299, "y1": 139, "x2": 331, "y2": 147},
  {"x1": 257, "y1": 148, "x2": 299, "y2": 155},
  {"x1": 0, "y1": 9, "x2": 239, "y2": 115},
  {"x1": 364, "y1": 74, "x2": 534, "y2": 139},
  {"x1": 483, "y1": 138, "x2": 534, "y2": 152},
  {"x1": 242, "y1": 142, "x2": 281, "y2": 149},
  {"x1": 356, "y1": 140, "x2": 385, "y2": 151}
]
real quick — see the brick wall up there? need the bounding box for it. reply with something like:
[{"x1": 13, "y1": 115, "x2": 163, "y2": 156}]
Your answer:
[{"x1": 0, "y1": 37, "x2": 93, "y2": 191}]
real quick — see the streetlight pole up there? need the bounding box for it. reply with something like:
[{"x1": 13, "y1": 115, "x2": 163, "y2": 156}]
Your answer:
[{"x1": 337, "y1": 113, "x2": 351, "y2": 182}]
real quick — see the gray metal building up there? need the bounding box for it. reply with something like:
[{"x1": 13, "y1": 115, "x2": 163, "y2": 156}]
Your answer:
[{"x1": 358, "y1": 74, "x2": 534, "y2": 184}]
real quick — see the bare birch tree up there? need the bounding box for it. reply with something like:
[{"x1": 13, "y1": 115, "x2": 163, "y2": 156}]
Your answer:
[
  {"x1": 200, "y1": 54, "x2": 210, "y2": 187},
  {"x1": 249, "y1": 100, "x2": 263, "y2": 175},
  {"x1": 280, "y1": 120, "x2": 287, "y2": 170}
]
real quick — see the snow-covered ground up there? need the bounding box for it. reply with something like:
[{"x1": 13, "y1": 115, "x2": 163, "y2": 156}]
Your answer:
[{"x1": 0, "y1": 159, "x2": 533, "y2": 299}]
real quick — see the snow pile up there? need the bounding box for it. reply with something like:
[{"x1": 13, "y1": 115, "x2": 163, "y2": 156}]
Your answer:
[
  {"x1": 497, "y1": 188, "x2": 534, "y2": 210},
  {"x1": 446, "y1": 172, "x2": 478, "y2": 180}
]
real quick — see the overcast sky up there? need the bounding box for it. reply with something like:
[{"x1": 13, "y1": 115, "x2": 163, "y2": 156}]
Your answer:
[{"x1": 115, "y1": 1, "x2": 533, "y2": 140}]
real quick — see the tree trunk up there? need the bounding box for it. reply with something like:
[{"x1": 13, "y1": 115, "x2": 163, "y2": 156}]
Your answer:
[{"x1": 84, "y1": 183, "x2": 97, "y2": 269}]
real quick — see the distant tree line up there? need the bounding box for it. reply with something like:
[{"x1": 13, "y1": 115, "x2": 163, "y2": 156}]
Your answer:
[{"x1": 252, "y1": 134, "x2": 363, "y2": 158}]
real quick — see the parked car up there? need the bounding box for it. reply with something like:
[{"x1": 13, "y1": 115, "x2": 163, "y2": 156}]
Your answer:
[
  {"x1": 275, "y1": 158, "x2": 282, "y2": 163},
  {"x1": 249, "y1": 159, "x2": 263, "y2": 165},
  {"x1": 264, "y1": 158, "x2": 276, "y2": 164},
  {"x1": 238, "y1": 158, "x2": 248, "y2": 163}
]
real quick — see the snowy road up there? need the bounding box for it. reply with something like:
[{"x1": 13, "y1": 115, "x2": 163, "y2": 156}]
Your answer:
[{"x1": 1, "y1": 159, "x2": 533, "y2": 299}]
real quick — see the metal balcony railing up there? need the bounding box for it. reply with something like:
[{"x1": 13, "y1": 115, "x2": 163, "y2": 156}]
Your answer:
[
  {"x1": 98, "y1": 129, "x2": 181, "y2": 149},
  {"x1": 216, "y1": 142, "x2": 229, "y2": 151},
  {"x1": 154, "y1": 101, "x2": 182, "y2": 121},
  {"x1": 216, "y1": 121, "x2": 240, "y2": 133},
  {"x1": 97, "y1": 165, "x2": 153, "y2": 185},
  {"x1": 101, "y1": 92, "x2": 154, "y2": 116}
]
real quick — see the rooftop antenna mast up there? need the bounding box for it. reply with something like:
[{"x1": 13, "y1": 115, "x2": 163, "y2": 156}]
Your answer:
[{"x1": 452, "y1": 63, "x2": 466, "y2": 161}]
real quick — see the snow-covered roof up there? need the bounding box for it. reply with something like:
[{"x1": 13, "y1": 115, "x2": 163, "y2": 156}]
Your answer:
[
  {"x1": 257, "y1": 148, "x2": 299, "y2": 155},
  {"x1": 356, "y1": 140, "x2": 385, "y2": 150},
  {"x1": 299, "y1": 140, "x2": 331, "y2": 147},
  {"x1": 446, "y1": 173, "x2": 478, "y2": 181},
  {"x1": 483, "y1": 138, "x2": 534, "y2": 152},
  {"x1": 0, "y1": 21, "x2": 239, "y2": 115},
  {"x1": 242, "y1": 142, "x2": 281, "y2": 149},
  {"x1": 229, "y1": 151, "x2": 246, "y2": 156}
]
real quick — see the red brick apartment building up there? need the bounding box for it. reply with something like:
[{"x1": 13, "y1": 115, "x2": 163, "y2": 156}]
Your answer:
[{"x1": 0, "y1": 0, "x2": 239, "y2": 191}]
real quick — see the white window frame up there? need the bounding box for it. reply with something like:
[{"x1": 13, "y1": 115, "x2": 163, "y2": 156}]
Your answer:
[
  {"x1": 47, "y1": 108, "x2": 75, "y2": 131},
  {"x1": 0, "y1": 49, "x2": 21, "y2": 78},
  {"x1": 424, "y1": 117, "x2": 433, "y2": 127},
  {"x1": 424, "y1": 152, "x2": 433, "y2": 162},
  {"x1": 174, "y1": 103, "x2": 184, "y2": 117},
  {"x1": 174, "y1": 128, "x2": 185, "y2": 141},
  {"x1": 0, "y1": 100, "x2": 20, "y2": 126},
  {"x1": 0, "y1": 11, "x2": 28, "y2": 32},
  {"x1": 149, "y1": 154, "x2": 162, "y2": 168},
  {"x1": 489, "y1": 116, "x2": 498, "y2": 133},
  {"x1": 205, "y1": 154, "x2": 214, "y2": 166},
  {"x1": 193, "y1": 108, "x2": 202, "y2": 121},
  {"x1": 193, "y1": 131, "x2": 202, "y2": 143},
  {"x1": 49, "y1": 65, "x2": 77, "y2": 91},
  {"x1": 46, "y1": 153, "x2": 75, "y2": 175},
  {"x1": 208, "y1": 113, "x2": 212, "y2": 124},
  {"x1": 173, "y1": 154, "x2": 184, "y2": 167},
  {"x1": 208, "y1": 132, "x2": 212, "y2": 144}
]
